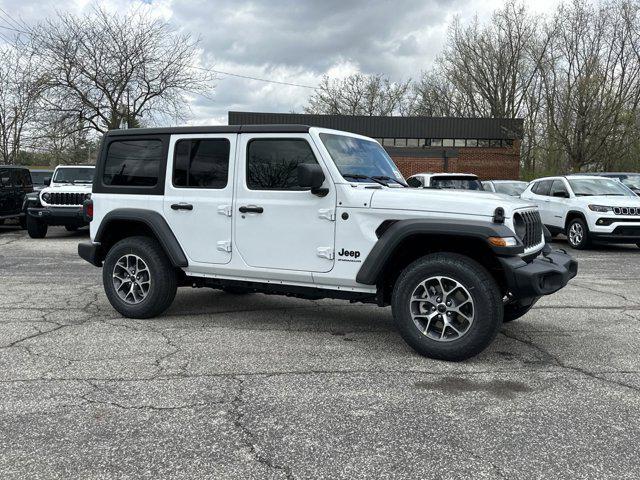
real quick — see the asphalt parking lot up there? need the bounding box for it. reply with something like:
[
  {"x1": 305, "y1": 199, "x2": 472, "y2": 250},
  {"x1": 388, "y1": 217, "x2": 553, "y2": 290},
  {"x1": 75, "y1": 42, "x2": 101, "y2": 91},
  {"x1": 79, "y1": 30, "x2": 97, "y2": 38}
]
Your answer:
[{"x1": 1, "y1": 224, "x2": 639, "y2": 479}]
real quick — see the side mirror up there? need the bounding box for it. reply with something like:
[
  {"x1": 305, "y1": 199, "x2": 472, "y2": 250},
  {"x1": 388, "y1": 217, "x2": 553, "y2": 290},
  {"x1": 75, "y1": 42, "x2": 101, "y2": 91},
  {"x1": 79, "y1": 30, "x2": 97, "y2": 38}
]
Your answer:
[
  {"x1": 553, "y1": 191, "x2": 568, "y2": 198},
  {"x1": 297, "y1": 164, "x2": 327, "y2": 196},
  {"x1": 43, "y1": 177, "x2": 51, "y2": 186}
]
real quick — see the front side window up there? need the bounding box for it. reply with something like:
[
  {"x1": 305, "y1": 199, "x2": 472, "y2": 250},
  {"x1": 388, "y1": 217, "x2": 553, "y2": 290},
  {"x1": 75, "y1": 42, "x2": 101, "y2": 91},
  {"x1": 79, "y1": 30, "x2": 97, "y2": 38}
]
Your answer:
[
  {"x1": 319, "y1": 133, "x2": 404, "y2": 183},
  {"x1": 567, "y1": 178, "x2": 634, "y2": 197},
  {"x1": 103, "y1": 140, "x2": 162, "y2": 187},
  {"x1": 30, "y1": 171, "x2": 51, "y2": 185},
  {"x1": 247, "y1": 139, "x2": 318, "y2": 190},
  {"x1": 550, "y1": 179, "x2": 569, "y2": 197},
  {"x1": 173, "y1": 139, "x2": 230, "y2": 189},
  {"x1": 533, "y1": 180, "x2": 552, "y2": 196},
  {"x1": 620, "y1": 174, "x2": 640, "y2": 190},
  {"x1": 53, "y1": 167, "x2": 95, "y2": 184}
]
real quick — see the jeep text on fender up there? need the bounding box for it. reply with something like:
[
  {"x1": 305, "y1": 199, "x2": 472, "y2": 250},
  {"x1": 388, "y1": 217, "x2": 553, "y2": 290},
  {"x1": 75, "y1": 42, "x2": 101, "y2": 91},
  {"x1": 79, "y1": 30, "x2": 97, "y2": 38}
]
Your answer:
[{"x1": 78, "y1": 125, "x2": 577, "y2": 361}]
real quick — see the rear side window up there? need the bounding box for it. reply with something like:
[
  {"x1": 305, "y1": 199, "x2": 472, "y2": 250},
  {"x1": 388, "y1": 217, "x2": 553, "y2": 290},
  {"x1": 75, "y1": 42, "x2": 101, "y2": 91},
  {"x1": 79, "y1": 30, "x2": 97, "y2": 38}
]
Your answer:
[
  {"x1": 12, "y1": 169, "x2": 31, "y2": 187},
  {"x1": 246, "y1": 139, "x2": 318, "y2": 190},
  {"x1": 103, "y1": 140, "x2": 162, "y2": 187},
  {"x1": 0, "y1": 168, "x2": 9, "y2": 187},
  {"x1": 532, "y1": 180, "x2": 552, "y2": 196},
  {"x1": 173, "y1": 139, "x2": 230, "y2": 189}
]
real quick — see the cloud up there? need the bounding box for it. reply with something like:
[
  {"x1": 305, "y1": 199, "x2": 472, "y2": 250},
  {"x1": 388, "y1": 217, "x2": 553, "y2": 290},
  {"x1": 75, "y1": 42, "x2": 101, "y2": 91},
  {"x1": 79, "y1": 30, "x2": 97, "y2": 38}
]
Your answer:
[{"x1": 0, "y1": 0, "x2": 563, "y2": 124}]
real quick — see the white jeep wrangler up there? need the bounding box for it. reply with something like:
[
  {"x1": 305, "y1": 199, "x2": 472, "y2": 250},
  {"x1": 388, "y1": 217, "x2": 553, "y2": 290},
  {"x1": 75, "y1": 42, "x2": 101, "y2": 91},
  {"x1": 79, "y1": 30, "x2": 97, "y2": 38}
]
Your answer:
[
  {"x1": 24, "y1": 165, "x2": 95, "y2": 238},
  {"x1": 78, "y1": 125, "x2": 577, "y2": 361}
]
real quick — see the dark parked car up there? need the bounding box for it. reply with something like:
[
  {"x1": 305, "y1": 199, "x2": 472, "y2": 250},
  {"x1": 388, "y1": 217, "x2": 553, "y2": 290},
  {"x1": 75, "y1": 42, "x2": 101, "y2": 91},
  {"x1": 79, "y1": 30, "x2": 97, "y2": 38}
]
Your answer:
[
  {"x1": 0, "y1": 166, "x2": 33, "y2": 227},
  {"x1": 29, "y1": 169, "x2": 54, "y2": 191}
]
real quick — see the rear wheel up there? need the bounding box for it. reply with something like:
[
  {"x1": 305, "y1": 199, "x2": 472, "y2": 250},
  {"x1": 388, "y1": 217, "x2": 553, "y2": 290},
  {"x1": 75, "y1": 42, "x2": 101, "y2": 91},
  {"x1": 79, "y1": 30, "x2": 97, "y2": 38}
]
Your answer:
[
  {"x1": 391, "y1": 253, "x2": 503, "y2": 361},
  {"x1": 103, "y1": 236, "x2": 177, "y2": 318},
  {"x1": 566, "y1": 217, "x2": 590, "y2": 249},
  {"x1": 26, "y1": 216, "x2": 47, "y2": 238}
]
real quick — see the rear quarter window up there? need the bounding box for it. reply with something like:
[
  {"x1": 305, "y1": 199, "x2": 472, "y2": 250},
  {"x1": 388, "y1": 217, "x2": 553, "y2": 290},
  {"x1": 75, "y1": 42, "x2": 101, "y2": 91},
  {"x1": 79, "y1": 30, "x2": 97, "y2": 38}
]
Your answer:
[{"x1": 103, "y1": 139, "x2": 163, "y2": 187}]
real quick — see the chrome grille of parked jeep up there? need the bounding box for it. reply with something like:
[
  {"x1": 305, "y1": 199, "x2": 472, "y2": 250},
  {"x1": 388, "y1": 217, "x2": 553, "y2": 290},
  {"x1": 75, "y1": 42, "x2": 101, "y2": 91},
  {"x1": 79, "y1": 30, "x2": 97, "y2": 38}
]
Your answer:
[
  {"x1": 518, "y1": 209, "x2": 543, "y2": 249},
  {"x1": 47, "y1": 192, "x2": 85, "y2": 206},
  {"x1": 613, "y1": 207, "x2": 640, "y2": 216}
]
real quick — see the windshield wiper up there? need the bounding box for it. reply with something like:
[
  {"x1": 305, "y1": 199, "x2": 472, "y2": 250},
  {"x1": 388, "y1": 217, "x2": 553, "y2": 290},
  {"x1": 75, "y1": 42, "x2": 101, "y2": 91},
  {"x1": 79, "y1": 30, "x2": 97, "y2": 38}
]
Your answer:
[
  {"x1": 372, "y1": 175, "x2": 409, "y2": 187},
  {"x1": 342, "y1": 174, "x2": 389, "y2": 187}
]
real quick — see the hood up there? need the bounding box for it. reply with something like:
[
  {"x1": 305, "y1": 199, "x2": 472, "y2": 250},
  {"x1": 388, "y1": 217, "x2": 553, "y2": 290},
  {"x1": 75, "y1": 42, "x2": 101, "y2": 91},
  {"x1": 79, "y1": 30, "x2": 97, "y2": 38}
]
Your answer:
[
  {"x1": 572, "y1": 195, "x2": 640, "y2": 207},
  {"x1": 369, "y1": 188, "x2": 536, "y2": 218},
  {"x1": 42, "y1": 183, "x2": 93, "y2": 194}
]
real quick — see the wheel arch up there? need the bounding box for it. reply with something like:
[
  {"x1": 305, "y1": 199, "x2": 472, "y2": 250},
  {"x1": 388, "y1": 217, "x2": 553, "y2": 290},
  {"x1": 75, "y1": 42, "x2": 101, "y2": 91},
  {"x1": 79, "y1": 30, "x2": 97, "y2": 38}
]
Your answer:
[
  {"x1": 94, "y1": 209, "x2": 188, "y2": 268},
  {"x1": 357, "y1": 219, "x2": 519, "y2": 304},
  {"x1": 564, "y1": 210, "x2": 587, "y2": 230}
]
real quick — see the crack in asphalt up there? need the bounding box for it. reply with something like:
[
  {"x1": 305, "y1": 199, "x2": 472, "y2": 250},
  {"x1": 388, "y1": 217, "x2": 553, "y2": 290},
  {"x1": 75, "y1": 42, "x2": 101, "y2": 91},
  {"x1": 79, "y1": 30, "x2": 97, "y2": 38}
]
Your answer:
[
  {"x1": 229, "y1": 376, "x2": 293, "y2": 480},
  {"x1": 500, "y1": 329, "x2": 640, "y2": 394}
]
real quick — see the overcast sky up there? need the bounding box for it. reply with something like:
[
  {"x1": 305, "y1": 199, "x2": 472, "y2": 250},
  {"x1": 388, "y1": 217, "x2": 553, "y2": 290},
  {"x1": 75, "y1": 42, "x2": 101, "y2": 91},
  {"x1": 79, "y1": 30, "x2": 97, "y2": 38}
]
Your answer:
[{"x1": 0, "y1": 0, "x2": 562, "y2": 125}]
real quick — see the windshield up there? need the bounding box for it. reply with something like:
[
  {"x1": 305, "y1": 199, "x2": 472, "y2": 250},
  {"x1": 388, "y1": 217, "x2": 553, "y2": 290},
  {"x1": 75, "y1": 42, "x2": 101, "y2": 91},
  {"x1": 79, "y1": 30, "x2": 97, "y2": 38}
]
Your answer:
[
  {"x1": 568, "y1": 178, "x2": 634, "y2": 197},
  {"x1": 493, "y1": 181, "x2": 527, "y2": 196},
  {"x1": 620, "y1": 175, "x2": 640, "y2": 190},
  {"x1": 431, "y1": 176, "x2": 483, "y2": 190},
  {"x1": 30, "y1": 171, "x2": 52, "y2": 184},
  {"x1": 319, "y1": 133, "x2": 405, "y2": 184},
  {"x1": 53, "y1": 167, "x2": 95, "y2": 184}
]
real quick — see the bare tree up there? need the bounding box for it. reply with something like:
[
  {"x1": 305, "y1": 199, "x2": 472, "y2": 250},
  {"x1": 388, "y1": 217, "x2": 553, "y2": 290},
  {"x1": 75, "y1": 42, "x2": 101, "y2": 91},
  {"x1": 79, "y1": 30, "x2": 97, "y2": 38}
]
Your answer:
[
  {"x1": 0, "y1": 41, "x2": 45, "y2": 164},
  {"x1": 540, "y1": 0, "x2": 640, "y2": 172},
  {"x1": 407, "y1": 71, "x2": 474, "y2": 117},
  {"x1": 305, "y1": 74, "x2": 410, "y2": 116},
  {"x1": 30, "y1": 6, "x2": 214, "y2": 133}
]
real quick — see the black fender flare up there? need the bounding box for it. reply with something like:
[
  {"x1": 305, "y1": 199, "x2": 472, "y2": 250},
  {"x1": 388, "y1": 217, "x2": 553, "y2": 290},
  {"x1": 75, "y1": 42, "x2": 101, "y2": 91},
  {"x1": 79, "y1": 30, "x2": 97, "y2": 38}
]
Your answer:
[
  {"x1": 355, "y1": 218, "x2": 521, "y2": 285},
  {"x1": 94, "y1": 208, "x2": 188, "y2": 267}
]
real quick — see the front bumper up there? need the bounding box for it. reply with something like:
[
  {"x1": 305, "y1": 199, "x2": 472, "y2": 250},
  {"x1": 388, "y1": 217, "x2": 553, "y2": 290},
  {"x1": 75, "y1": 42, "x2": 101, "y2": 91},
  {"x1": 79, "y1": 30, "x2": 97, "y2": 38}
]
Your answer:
[
  {"x1": 499, "y1": 247, "x2": 578, "y2": 298},
  {"x1": 28, "y1": 206, "x2": 86, "y2": 226}
]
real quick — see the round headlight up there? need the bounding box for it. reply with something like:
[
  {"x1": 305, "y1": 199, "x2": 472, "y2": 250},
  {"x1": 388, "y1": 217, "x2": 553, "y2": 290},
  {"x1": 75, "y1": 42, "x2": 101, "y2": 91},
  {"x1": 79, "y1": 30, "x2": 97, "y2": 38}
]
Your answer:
[
  {"x1": 42, "y1": 192, "x2": 51, "y2": 203},
  {"x1": 513, "y1": 213, "x2": 526, "y2": 241}
]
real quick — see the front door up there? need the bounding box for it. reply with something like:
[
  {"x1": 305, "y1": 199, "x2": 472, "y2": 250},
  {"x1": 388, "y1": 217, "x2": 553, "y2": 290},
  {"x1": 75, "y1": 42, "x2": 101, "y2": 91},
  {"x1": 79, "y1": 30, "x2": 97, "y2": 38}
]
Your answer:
[
  {"x1": 163, "y1": 134, "x2": 235, "y2": 264},
  {"x1": 547, "y1": 179, "x2": 570, "y2": 228},
  {"x1": 234, "y1": 134, "x2": 336, "y2": 273}
]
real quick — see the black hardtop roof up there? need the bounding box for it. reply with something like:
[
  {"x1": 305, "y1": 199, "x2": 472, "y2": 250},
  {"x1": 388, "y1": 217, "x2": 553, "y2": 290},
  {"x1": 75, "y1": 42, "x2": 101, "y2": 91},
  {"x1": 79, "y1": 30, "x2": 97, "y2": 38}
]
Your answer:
[
  {"x1": 0, "y1": 165, "x2": 30, "y2": 169},
  {"x1": 106, "y1": 124, "x2": 311, "y2": 137}
]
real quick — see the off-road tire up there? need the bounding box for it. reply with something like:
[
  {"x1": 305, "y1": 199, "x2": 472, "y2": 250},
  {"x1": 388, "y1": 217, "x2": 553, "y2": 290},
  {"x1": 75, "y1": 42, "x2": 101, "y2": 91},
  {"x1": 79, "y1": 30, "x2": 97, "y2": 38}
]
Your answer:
[
  {"x1": 391, "y1": 253, "x2": 503, "y2": 361},
  {"x1": 103, "y1": 236, "x2": 177, "y2": 319},
  {"x1": 26, "y1": 216, "x2": 47, "y2": 238},
  {"x1": 566, "y1": 217, "x2": 590, "y2": 250}
]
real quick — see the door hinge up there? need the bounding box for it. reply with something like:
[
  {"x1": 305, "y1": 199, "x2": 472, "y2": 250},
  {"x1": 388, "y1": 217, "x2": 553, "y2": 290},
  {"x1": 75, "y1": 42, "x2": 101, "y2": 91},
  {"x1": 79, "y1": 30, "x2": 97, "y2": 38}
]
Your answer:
[
  {"x1": 316, "y1": 247, "x2": 334, "y2": 260},
  {"x1": 217, "y1": 205, "x2": 232, "y2": 217},
  {"x1": 318, "y1": 208, "x2": 335, "y2": 221},
  {"x1": 217, "y1": 240, "x2": 232, "y2": 252}
]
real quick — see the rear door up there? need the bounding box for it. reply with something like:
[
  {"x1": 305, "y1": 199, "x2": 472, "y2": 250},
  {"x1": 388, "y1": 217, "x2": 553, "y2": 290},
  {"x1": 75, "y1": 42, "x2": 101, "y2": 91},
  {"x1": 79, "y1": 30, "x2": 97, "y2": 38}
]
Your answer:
[
  {"x1": 0, "y1": 168, "x2": 10, "y2": 216},
  {"x1": 163, "y1": 134, "x2": 235, "y2": 265}
]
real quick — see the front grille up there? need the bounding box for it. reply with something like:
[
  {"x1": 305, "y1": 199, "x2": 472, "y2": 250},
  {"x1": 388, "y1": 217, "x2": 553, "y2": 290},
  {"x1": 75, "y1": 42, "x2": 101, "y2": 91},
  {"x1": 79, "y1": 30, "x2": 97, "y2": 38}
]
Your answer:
[
  {"x1": 518, "y1": 209, "x2": 543, "y2": 249},
  {"x1": 613, "y1": 207, "x2": 640, "y2": 216},
  {"x1": 47, "y1": 192, "x2": 85, "y2": 206}
]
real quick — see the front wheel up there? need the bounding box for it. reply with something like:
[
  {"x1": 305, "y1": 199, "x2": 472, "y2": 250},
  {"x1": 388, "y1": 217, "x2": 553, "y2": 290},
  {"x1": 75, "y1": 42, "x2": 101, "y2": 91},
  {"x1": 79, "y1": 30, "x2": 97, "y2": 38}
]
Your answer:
[
  {"x1": 391, "y1": 253, "x2": 503, "y2": 361},
  {"x1": 103, "y1": 236, "x2": 177, "y2": 318},
  {"x1": 566, "y1": 218, "x2": 589, "y2": 249},
  {"x1": 26, "y1": 216, "x2": 47, "y2": 238}
]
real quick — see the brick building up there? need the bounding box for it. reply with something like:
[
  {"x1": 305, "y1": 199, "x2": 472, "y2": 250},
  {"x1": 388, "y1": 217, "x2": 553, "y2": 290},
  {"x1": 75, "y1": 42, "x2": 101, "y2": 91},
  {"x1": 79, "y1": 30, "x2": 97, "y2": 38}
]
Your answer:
[{"x1": 228, "y1": 112, "x2": 523, "y2": 180}]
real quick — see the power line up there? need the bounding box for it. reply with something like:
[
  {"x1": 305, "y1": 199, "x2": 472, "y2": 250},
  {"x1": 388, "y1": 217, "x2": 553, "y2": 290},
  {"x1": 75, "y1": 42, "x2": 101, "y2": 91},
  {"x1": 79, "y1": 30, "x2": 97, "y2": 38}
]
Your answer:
[{"x1": 193, "y1": 65, "x2": 317, "y2": 90}]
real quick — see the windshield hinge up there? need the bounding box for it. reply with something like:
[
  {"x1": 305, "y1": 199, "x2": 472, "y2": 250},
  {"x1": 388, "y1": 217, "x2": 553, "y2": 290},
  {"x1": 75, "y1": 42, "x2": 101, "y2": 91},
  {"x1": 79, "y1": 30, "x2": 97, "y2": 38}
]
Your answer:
[
  {"x1": 318, "y1": 208, "x2": 335, "y2": 221},
  {"x1": 316, "y1": 247, "x2": 334, "y2": 260},
  {"x1": 217, "y1": 205, "x2": 232, "y2": 217},
  {"x1": 216, "y1": 240, "x2": 232, "y2": 253}
]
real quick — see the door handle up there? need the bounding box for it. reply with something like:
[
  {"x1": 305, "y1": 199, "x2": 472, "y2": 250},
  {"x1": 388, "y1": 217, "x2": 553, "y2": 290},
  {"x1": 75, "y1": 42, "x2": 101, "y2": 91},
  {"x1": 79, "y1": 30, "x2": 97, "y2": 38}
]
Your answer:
[
  {"x1": 171, "y1": 203, "x2": 193, "y2": 211},
  {"x1": 239, "y1": 205, "x2": 264, "y2": 214}
]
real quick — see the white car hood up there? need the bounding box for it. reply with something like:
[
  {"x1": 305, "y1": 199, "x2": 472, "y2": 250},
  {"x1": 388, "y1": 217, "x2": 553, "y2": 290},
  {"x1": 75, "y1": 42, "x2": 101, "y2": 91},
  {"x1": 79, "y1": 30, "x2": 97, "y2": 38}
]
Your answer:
[
  {"x1": 571, "y1": 195, "x2": 640, "y2": 207},
  {"x1": 369, "y1": 188, "x2": 536, "y2": 218}
]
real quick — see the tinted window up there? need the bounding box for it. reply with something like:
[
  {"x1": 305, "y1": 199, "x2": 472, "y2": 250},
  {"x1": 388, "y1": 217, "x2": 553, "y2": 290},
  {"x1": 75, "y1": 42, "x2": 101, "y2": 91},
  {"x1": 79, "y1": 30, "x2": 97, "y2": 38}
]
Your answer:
[
  {"x1": 30, "y1": 171, "x2": 52, "y2": 184},
  {"x1": 0, "y1": 168, "x2": 10, "y2": 187},
  {"x1": 104, "y1": 140, "x2": 162, "y2": 187},
  {"x1": 12, "y1": 169, "x2": 31, "y2": 187},
  {"x1": 431, "y1": 176, "x2": 483, "y2": 190},
  {"x1": 53, "y1": 167, "x2": 95, "y2": 184},
  {"x1": 550, "y1": 180, "x2": 569, "y2": 197},
  {"x1": 247, "y1": 139, "x2": 318, "y2": 190},
  {"x1": 407, "y1": 177, "x2": 423, "y2": 187},
  {"x1": 174, "y1": 139, "x2": 230, "y2": 189},
  {"x1": 533, "y1": 180, "x2": 552, "y2": 196}
]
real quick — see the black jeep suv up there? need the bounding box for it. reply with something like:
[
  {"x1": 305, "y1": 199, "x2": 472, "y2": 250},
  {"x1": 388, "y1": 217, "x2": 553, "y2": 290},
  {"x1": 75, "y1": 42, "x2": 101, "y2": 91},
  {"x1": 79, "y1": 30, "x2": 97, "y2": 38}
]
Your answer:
[{"x1": 0, "y1": 166, "x2": 33, "y2": 227}]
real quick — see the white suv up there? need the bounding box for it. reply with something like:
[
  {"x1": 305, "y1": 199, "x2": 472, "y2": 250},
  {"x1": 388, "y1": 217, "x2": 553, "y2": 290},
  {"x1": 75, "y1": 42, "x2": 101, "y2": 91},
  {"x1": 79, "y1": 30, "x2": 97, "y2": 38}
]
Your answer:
[
  {"x1": 521, "y1": 175, "x2": 640, "y2": 249},
  {"x1": 78, "y1": 125, "x2": 577, "y2": 361}
]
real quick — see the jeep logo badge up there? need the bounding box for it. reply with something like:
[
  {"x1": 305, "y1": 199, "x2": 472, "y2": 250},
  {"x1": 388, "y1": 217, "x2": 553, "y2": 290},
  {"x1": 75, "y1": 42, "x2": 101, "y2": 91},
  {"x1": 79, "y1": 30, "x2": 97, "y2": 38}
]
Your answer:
[{"x1": 338, "y1": 248, "x2": 360, "y2": 259}]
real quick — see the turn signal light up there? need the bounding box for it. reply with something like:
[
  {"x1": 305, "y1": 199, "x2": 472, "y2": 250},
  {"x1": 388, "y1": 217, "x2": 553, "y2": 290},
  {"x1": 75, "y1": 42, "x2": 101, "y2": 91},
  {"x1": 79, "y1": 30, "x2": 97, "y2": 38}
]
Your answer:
[
  {"x1": 488, "y1": 236, "x2": 517, "y2": 247},
  {"x1": 83, "y1": 199, "x2": 93, "y2": 222}
]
